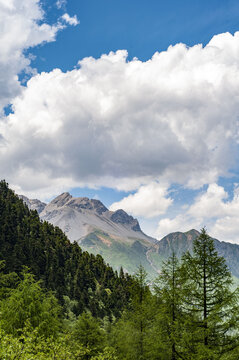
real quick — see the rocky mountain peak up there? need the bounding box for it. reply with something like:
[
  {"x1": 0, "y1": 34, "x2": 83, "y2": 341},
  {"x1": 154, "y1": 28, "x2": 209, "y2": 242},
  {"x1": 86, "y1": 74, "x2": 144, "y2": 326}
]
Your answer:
[
  {"x1": 19, "y1": 191, "x2": 155, "y2": 246},
  {"x1": 50, "y1": 192, "x2": 72, "y2": 207},
  {"x1": 110, "y1": 209, "x2": 141, "y2": 232},
  {"x1": 67, "y1": 197, "x2": 108, "y2": 214},
  {"x1": 91, "y1": 199, "x2": 108, "y2": 214}
]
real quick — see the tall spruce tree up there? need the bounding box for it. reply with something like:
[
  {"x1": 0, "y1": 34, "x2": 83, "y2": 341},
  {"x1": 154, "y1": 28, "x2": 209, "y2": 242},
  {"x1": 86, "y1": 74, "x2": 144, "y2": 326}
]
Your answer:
[{"x1": 181, "y1": 228, "x2": 239, "y2": 359}]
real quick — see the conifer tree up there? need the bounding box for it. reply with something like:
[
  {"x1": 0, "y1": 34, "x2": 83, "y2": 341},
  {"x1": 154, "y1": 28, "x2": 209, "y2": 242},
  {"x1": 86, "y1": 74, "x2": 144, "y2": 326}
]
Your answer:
[{"x1": 181, "y1": 228, "x2": 239, "y2": 359}]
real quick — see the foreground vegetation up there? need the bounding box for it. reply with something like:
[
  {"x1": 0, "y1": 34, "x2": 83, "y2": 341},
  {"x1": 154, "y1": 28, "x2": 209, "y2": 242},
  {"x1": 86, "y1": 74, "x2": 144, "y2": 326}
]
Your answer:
[
  {"x1": 0, "y1": 234, "x2": 239, "y2": 359},
  {"x1": 1, "y1": 181, "x2": 239, "y2": 359}
]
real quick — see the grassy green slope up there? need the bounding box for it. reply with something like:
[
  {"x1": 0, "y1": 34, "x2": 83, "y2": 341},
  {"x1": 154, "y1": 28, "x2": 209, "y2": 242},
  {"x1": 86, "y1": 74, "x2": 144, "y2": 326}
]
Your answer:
[{"x1": 79, "y1": 230, "x2": 159, "y2": 278}]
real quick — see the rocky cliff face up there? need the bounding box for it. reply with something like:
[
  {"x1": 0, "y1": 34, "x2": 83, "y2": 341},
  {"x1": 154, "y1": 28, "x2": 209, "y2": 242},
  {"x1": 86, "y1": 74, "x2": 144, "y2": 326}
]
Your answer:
[
  {"x1": 50, "y1": 193, "x2": 108, "y2": 215},
  {"x1": 110, "y1": 209, "x2": 141, "y2": 231}
]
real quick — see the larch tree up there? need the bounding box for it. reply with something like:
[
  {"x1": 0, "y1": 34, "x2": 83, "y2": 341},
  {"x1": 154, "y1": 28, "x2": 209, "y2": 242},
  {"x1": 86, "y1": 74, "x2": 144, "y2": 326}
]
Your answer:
[{"x1": 181, "y1": 228, "x2": 239, "y2": 359}]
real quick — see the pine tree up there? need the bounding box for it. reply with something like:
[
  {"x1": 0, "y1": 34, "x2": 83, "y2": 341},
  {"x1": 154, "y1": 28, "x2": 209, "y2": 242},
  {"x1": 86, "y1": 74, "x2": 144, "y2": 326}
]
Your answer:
[{"x1": 181, "y1": 228, "x2": 239, "y2": 359}]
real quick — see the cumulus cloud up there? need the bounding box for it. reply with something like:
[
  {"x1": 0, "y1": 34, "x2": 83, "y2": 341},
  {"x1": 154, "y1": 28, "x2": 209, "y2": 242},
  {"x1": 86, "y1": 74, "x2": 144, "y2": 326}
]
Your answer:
[
  {"x1": 0, "y1": 0, "x2": 65, "y2": 113},
  {"x1": 188, "y1": 183, "x2": 228, "y2": 218},
  {"x1": 156, "y1": 183, "x2": 239, "y2": 243},
  {"x1": 110, "y1": 182, "x2": 172, "y2": 218},
  {"x1": 2, "y1": 31, "x2": 239, "y2": 197},
  {"x1": 62, "y1": 13, "x2": 79, "y2": 26}
]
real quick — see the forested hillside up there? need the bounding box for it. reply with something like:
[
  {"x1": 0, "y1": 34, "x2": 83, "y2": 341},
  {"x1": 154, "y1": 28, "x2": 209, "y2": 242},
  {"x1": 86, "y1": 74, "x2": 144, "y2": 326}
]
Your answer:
[{"x1": 0, "y1": 180, "x2": 133, "y2": 318}]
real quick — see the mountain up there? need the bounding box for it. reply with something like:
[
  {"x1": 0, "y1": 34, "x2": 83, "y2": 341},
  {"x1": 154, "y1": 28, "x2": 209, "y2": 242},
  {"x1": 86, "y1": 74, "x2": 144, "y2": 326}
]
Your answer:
[
  {"x1": 40, "y1": 192, "x2": 155, "y2": 243},
  {"x1": 21, "y1": 193, "x2": 239, "y2": 280},
  {"x1": 21, "y1": 192, "x2": 157, "y2": 276}
]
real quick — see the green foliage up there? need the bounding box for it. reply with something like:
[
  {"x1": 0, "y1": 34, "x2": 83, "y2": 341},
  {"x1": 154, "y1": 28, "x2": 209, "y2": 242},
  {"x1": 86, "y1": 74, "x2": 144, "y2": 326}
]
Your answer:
[
  {"x1": 72, "y1": 311, "x2": 106, "y2": 359},
  {"x1": 0, "y1": 327, "x2": 91, "y2": 359},
  {"x1": 91, "y1": 347, "x2": 118, "y2": 360},
  {"x1": 0, "y1": 325, "x2": 117, "y2": 359},
  {"x1": 0, "y1": 260, "x2": 18, "y2": 299},
  {"x1": 0, "y1": 268, "x2": 61, "y2": 337},
  {"x1": 111, "y1": 266, "x2": 163, "y2": 360}
]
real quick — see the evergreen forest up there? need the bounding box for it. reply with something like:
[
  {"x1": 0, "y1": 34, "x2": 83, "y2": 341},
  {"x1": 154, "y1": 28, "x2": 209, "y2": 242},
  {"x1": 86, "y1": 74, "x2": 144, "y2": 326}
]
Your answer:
[{"x1": 0, "y1": 180, "x2": 239, "y2": 359}]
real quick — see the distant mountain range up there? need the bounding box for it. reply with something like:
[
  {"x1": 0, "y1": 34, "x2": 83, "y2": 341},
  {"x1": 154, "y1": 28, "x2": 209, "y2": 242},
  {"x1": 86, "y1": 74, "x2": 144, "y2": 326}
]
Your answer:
[{"x1": 20, "y1": 193, "x2": 239, "y2": 279}]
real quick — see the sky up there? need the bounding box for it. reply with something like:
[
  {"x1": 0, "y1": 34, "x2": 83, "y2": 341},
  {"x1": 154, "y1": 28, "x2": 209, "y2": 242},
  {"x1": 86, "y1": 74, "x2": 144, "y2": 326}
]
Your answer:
[{"x1": 2, "y1": 0, "x2": 239, "y2": 243}]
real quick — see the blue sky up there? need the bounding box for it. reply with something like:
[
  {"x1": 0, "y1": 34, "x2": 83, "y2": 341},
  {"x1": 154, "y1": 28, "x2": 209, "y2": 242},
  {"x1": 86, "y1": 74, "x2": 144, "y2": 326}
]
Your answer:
[
  {"x1": 28, "y1": 0, "x2": 239, "y2": 73},
  {"x1": 2, "y1": 0, "x2": 239, "y2": 242}
]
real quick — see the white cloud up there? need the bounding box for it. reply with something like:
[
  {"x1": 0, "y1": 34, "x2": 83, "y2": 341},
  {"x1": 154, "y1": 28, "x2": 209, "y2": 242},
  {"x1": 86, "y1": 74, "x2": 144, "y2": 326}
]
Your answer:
[
  {"x1": 188, "y1": 183, "x2": 228, "y2": 218},
  {"x1": 110, "y1": 182, "x2": 172, "y2": 218},
  {"x1": 2, "y1": 32, "x2": 239, "y2": 198},
  {"x1": 62, "y1": 13, "x2": 79, "y2": 26},
  {"x1": 0, "y1": 0, "x2": 66, "y2": 113},
  {"x1": 156, "y1": 183, "x2": 239, "y2": 243},
  {"x1": 11, "y1": 172, "x2": 79, "y2": 202}
]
